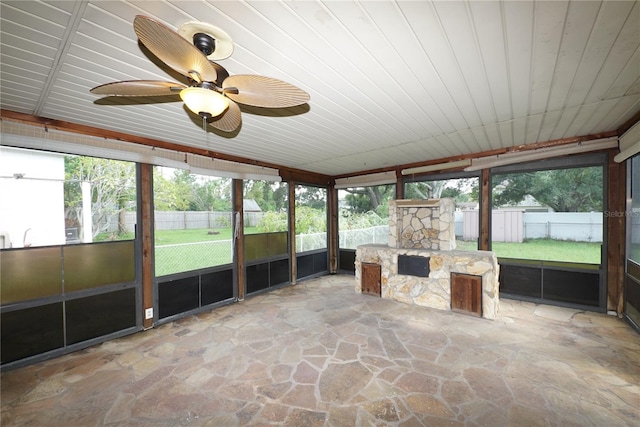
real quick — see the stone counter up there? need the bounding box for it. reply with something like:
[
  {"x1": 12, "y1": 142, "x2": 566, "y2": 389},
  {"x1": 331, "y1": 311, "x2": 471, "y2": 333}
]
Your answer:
[{"x1": 356, "y1": 244, "x2": 500, "y2": 319}]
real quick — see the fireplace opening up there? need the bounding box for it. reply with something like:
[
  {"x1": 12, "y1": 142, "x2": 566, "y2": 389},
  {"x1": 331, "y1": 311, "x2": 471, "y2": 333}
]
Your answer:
[{"x1": 398, "y1": 255, "x2": 430, "y2": 277}]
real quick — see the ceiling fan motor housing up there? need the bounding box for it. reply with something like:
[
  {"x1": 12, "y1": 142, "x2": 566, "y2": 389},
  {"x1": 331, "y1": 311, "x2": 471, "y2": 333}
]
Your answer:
[{"x1": 193, "y1": 32, "x2": 216, "y2": 56}]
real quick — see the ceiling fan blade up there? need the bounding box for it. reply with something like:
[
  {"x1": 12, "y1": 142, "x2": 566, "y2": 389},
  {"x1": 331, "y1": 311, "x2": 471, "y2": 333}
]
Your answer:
[
  {"x1": 90, "y1": 80, "x2": 185, "y2": 96},
  {"x1": 133, "y1": 15, "x2": 218, "y2": 83},
  {"x1": 223, "y1": 75, "x2": 310, "y2": 108},
  {"x1": 209, "y1": 99, "x2": 241, "y2": 132}
]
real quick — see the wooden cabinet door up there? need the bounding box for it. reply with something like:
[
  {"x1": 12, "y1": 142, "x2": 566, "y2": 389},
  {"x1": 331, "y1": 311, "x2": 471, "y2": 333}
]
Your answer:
[
  {"x1": 362, "y1": 263, "x2": 381, "y2": 296},
  {"x1": 451, "y1": 273, "x2": 482, "y2": 317}
]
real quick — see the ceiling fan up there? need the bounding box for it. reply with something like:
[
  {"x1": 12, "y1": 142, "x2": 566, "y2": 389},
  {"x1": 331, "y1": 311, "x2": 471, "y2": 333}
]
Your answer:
[{"x1": 90, "y1": 15, "x2": 310, "y2": 133}]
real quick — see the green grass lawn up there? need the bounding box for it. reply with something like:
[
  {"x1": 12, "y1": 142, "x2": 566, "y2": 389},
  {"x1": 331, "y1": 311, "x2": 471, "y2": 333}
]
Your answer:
[
  {"x1": 154, "y1": 227, "x2": 264, "y2": 276},
  {"x1": 155, "y1": 241, "x2": 232, "y2": 276},
  {"x1": 98, "y1": 227, "x2": 271, "y2": 276},
  {"x1": 154, "y1": 227, "x2": 261, "y2": 244},
  {"x1": 455, "y1": 238, "x2": 601, "y2": 264},
  {"x1": 108, "y1": 228, "x2": 603, "y2": 276}
]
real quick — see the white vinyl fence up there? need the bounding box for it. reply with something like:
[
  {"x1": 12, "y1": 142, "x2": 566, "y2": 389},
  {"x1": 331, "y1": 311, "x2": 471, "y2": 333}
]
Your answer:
[
  {"x1": 154, "y1": 211, "x2": 233, "y2": 230},
  {"x1": 296, "y1": 232, "x2": 327, "y2": 252},
  {"x1": 100, "y1": 210, "x2": 263, "y2": 232},
  {"x1": 339, "y1": 225, "x2": 389, "y2": 249},
  {"x1": 458, "y1": 210, "x2": 603, "y2": 243},
  {"x1": 105, "y1": 210, "x2": 603, "y2": 245}
]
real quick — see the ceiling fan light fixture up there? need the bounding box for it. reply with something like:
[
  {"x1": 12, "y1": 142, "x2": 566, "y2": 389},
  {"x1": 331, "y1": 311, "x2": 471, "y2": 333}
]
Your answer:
[
  {"x1": 180, "y1": 87, "x2": 229, "y2": 118},
  {"x1": 91, "y1": 16, "x2": 307, "y2": 134}
]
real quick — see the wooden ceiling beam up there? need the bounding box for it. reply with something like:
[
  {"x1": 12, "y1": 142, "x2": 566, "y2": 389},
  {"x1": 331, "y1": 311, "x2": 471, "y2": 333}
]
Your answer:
[
  {"x1": 0, "y1": 110, "x2": 331, "y2": 186},
  {"x1": 0, "y1": 109, "x2": 623, "y2": 184},
  {"x1": 333, "y1": 130, "x2": 619, "y2": 180},
  {"x1": 617, "y1": 110, "x2": 640, "y2": 136}
]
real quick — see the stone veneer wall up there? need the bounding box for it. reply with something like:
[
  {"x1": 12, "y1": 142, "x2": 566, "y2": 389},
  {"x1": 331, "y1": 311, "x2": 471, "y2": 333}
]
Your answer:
[
  {"x1": 355, "y1": 244, "x2": 500, "y2": 320},
  {"x1": 388, "y1": 199, "x2": 456, "y2": 251}
]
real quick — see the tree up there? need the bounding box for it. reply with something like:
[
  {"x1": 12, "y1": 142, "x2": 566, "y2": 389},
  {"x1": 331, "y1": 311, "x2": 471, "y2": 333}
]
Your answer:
[
  {"x1": 257, "y1": 206, "x2": 328, "y2": 234},
  {"x1": 65, "y1": 156, "x2": 136, "y2": 238},
  {"x1": 173, "y1": 169, "x2": 197, "y2": 210},
  {"x1": 272, "y1": 183, "x2": 288, "y2": 211},
  {"x1": 492, "y1": 167, "x2": 603, "y2": 212},
  {"x1": 405, "y1": 181, "x2": 446, "y2": 199},
  {"x1": 192, "y1": 177, "x2": 232, "y2": 211},
  {"x1": 343, "y1": 185, "x2": 394, "y2": 216},
  {"x1": 244, "y1": 180, "x2": 287, "y2": 211},
  {"x1": 295, "y1": 206, "x2": 326, "y2": 233},
  {"x1": 153, "y1": 168, "x2": 192, "y2": 211},
  {"x1": 295, "y1": 185, "x2": 327, "y2": 209},
  {"x1": 154, "y1": 168, "x2": 232, "y2": 212},
  {"x1": 406, "y1": 178, "x2": 477, "y2": 203}
]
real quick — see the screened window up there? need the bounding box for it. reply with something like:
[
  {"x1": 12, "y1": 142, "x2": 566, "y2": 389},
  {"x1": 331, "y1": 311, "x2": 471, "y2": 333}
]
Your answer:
[
  {"x1": 1, "y1": 146, "x2": 138, "y2": 367},
  {"x1": 491, "y1": 166, "x2": 603, "y2": 264},
  {"x1": 629, "y1": 155, "x2": 640, "y2": 264},
  {"x1": 243, "y1": 180, "x2": 289, "y2": 293},
  {"x1": 243, "y1": 180, "x2": 287, "y2": 230},
  {"x1": 338, "y1": 184, "x2": 394, "y2": 249},
  {"x1": 243, "y1": 180, "x2": 289, "y2": 260},
  {"x1": 153, "y1": 167, "x2": 232, "y2": 276},
  {"x1": 405, "y1": 177, "x2": 480, "y2": 251},
  {"x1": 295, "y1": 185, "x2": 327, "y2": 252},
  {"x1": 0, "y1": 146, "x2": 136, "y2": 249},
  {"x1": 625, "y1": 155, "x2": 640, "y2": 327}
]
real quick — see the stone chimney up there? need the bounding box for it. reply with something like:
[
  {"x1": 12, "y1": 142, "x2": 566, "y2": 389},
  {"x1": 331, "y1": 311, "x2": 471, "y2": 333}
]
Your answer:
[{"x1": 388, "y1": 199, "x2": 456, "y2": 251}]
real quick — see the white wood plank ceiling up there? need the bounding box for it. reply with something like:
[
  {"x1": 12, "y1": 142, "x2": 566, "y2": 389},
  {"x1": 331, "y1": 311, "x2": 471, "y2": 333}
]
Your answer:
[{"x1": 1, "y1": 1, "x2": 639, "y2": 177}]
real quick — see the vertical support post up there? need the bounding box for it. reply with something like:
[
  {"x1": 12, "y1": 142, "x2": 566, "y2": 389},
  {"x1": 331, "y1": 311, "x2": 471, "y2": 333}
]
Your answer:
[
  {"x1": 395, "y1": 170, "x2": 404, "y2": 200},
  {"x1": 607, "y1": 151, "x2": 626, "y2": 314},
  {"x1": 328, "y1": 184, "x2": 338, "y2": 273},
  {"x1": 140, "y1": 163, "x2": 154, "y2": 329},
  {"x1": 81, "y1": 181, "x2": 92, "y2": 243},
  {"x1": 289, "y1": 181, "x2": 297, "y2": 284},
  {"x1": 480, "y1": 168, "x2": 491, "y2": 251},
  {"x1": 233, "y1": 179, "x2": 245, "y2": 301}
]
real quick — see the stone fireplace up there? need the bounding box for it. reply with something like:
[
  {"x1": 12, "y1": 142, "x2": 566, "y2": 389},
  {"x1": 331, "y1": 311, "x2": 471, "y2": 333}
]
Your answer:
[
  {"x1": 355, "y1": 199, "x2": 500, "y2": 319},
  {"x1": 389, "y1": 199, "x2": 456, "y2": 250}
]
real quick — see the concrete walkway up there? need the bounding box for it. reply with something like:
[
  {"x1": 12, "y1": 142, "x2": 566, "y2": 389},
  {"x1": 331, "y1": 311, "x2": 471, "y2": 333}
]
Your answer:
[{"x1": 2, "y1": 274, "x2": 639, "y2": 426}]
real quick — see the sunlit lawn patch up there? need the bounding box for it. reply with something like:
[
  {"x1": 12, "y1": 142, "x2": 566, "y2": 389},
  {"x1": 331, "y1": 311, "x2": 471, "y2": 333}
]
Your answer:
[{"x1": 455, "y1": 238, "x2": 601, "y2": 264}]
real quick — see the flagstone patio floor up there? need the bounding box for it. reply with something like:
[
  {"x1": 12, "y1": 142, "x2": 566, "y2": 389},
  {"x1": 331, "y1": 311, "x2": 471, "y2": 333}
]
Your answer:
[{"x1": 2, "y1": 274, "x2": 639, "y2": 426}]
